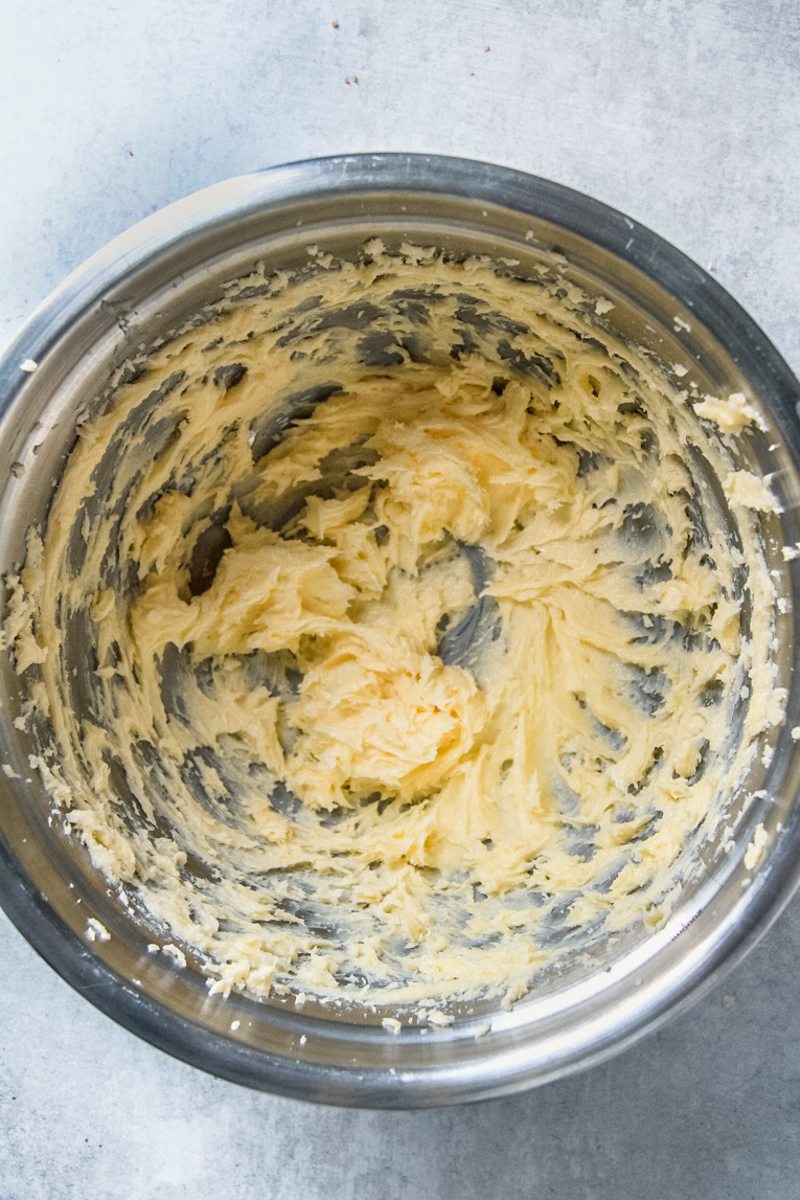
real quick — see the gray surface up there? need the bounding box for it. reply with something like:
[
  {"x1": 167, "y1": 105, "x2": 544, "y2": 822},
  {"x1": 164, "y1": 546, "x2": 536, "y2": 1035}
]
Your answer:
[{"x1": 1, "y1": 0, "x2": 799, "y2": 1195}]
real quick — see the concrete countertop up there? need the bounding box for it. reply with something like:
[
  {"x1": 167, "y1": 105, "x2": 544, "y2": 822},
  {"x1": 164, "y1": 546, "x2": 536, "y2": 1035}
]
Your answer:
[{"x1": 1, "y1": 2, "x2": 799, "y2": 1196}]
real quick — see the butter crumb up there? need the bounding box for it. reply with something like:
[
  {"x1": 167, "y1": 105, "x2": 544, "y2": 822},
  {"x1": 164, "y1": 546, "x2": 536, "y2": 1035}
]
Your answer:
[
  {"x1": 672, "y1": 362, "x2": 689, "y2": 377},
  {"x1": 594, "y1": 297, "x2": 614, "y2": 315},
  {"x1": 1, "y1": 763, "x2": 20, "y2": 779},
  {"x1": 230, "y1": 1019, "x2": 240, "y2": 1031},
  {"x1": 306, "y1": 244, "x2": 334, "y2": 268},
  {"x1": 381, "y1": 1016, "x2": 402, "y2": 1034},
  {"x1": 426, "y1": 1009, "x2": 454, "y2": 1027},
  {"x1": 673, "y1": 316, "x2": 691, "y2": 333},
  {"x1": 791, "y1": 727, "x2": 800, "y2": 742},
  {"x1": 743, "y1": 823, "x2": 768, "y2": 871},
  {"x1": 695, "y1": 392, "x2": 761, "y2": 434},
  {"x1": 85, "y1": 917, "x2": 110, "y2": 943},
  {"x1": 20, "y1": 359, "x2": 38, "y2": 373},
  {"x1": 161, "y1": 943, "x2": 187, "y2": 968},
  {"x1": 399, "y1": 242, "x2": 436, "y2": 265},
  {"x1": 724, "y1": 470, "x2": 781, "y2": 514}
]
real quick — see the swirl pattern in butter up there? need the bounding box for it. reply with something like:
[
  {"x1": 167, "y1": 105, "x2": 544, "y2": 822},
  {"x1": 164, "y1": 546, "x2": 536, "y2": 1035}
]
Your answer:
[{"x1": 7, "y1": 248, "x2": 783, "y2": 1004}]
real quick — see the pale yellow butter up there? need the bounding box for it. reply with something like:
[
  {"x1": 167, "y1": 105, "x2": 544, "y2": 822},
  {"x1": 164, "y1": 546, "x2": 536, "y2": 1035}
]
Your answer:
[{"x1": 4, "y1": 248, "x2": 783, "y2": 1007}]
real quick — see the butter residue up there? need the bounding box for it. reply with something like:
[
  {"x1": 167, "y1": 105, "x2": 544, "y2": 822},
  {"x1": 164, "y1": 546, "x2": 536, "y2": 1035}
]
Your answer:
[
  {"x1": 744, "y1": 823, "x2": 768, "y2": 871},
  {"x1": 161, "y1": 943, "x2": 187, "y2": 969},
  {"x1": 426, "y1": 1010, "x2": 455, "y2": 1028},
  {"x1": 85, "y1": 917, "x2": 110, "y2": 943},
  {"x1": 724, "y1": 470, "x2": 782, "y2": 514},
  {"x1": 695, "y1": 392, "x2": 762, "y2": 435},
  {"x1": 4, "y1": 247, "x2": 784, "y2": 1007}
]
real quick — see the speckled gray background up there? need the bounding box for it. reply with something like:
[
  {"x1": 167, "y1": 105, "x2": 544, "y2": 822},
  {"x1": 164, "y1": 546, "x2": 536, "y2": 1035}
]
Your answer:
[{"x1": 1, "y1": 1, "x2": 799, "y2": 1196}]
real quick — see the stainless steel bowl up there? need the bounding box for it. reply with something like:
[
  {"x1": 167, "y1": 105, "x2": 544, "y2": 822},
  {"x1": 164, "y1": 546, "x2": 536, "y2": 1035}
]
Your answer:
[{"x1": 2, "y1": 153, "x2": 800, "y2": 1107}]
